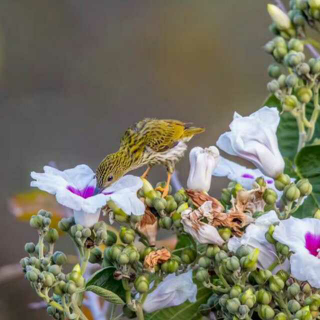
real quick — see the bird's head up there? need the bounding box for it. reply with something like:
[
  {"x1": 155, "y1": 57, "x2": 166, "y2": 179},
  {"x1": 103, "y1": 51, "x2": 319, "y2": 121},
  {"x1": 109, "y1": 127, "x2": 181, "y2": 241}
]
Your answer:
[{"x1": 96, "y1": 153, "x2": 126, "y2": 189}]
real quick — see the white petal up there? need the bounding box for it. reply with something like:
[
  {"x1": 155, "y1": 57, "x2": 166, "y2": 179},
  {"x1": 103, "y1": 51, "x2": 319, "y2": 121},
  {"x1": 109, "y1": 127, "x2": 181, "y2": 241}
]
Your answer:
[
  {"x1": 143, "y1": 270, "x2": 197, "y2": 313},
  {"x1": 73, "y1": 210, "x2": 101, "y2": 228},
  {"x1": 103, "y1": 175, "x2": 143, "y2": 194},
  {"x1": 216, "y1": 132, "x2": 238, "y2": 156}
]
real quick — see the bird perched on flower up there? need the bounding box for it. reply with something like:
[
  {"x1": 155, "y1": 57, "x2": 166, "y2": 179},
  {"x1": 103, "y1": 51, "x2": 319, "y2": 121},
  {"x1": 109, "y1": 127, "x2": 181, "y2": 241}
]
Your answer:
[{"x1": 96, "y1": 119, "x2": 205, "y2": 197}]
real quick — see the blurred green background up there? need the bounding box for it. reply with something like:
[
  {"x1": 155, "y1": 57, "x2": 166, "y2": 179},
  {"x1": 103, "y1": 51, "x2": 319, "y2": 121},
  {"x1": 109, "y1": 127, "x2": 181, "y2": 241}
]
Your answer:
[{"x1": 0, "y1": 0, "x2": 280, "y2": 319}]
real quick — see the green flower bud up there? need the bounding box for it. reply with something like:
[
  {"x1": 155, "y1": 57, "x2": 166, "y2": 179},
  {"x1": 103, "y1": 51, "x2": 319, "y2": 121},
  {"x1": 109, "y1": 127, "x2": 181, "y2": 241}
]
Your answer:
[
  {"x1": 258, "y1": 304, "x2": 275, "y2": 320},
  {"x1": 26, "y1": 270, "x2": 38, "y2": 282},
  {"x1": 264, "y1": 41, "x2": 275, "y2": 54},
  {"x1": 140, "y1": 247, "x2": 154, "y2": 261},
  {"x1": 288, "y1": 39, "x2": 304, "y2": 52},
  {"x1": 251, "y1": 269, "x2": 272, "y2": 284},
  {"x1": 309, "y1": 0, "x2": 320, "y2": 9},
  {"x1": 48, "y1": 265, "x2": 61, "y2": 276},
  {"x1": 268, "y1": 64, "x2": 282, "y2": 78},
  {"x1": 20, "y1": 257, "x2": 30, "y2": 268},
  {"x1": 296, "y1": 0, "x2": 308, "y2": 10},
  {"x1": 111, "y1": 244, "x2": 124, "y2": 260},
  {"x1": 218, "y1": 227, "x2": 232, "y2": 241},
  {"x1": 66, "y1": 281, "x2": 77, "y2": 295},
  {"x1": 240, "y1": 289, "x2": 256, "y2": 308},
  {"x1": 152, "y1": 198, "x2": 167, "y2": 213},
  {"x1": 311, "y1": 59, "x2": 320, "y2": 74},
  {"x1": 278, "y1": 74, "x2": 287, "y2": 88},
  {"x1": 25, "y1": 242, "x2": 36, "y2": 254},
  {"x1": 43, "y1": 217, "x2": 51, "y2": 226},
  {"x1": 215, "y1": 250, "x2": 228, "y2": 263},
  {"x1": 288, "y1": 299, "x2": 301, "y2": 313},
  {"x1": 198, "y1": 256, "x2": 211, "y2": 269},
  {"x1": 293, "y1": 14, "x2": 305, "y2": 26},
  {"x1": 29, "y1": 257, "x2": 41, "y2": 269},
  {"x1": 226, "y1": 298, "x2": 241, "y2": 314},
  {"x1": 119, "y1": 228, "x2": 135, "y2": 244},
  {"x1": 229, "y1": 285, "x2": 242, "y2": 298},
  {"x1": 283, "y1": 95, "x2": 299, "y2": 112},
  {"x1": 225, "y1": 256, "x2": 240, "y2": 272},
  {"x1": 297, "y1": 87, "x2": 313, "y2": 103},
  {"x1": 88, "y1": 247, "x2": 102, "y2": 264},
  {"x1": 176, "y1": 202, "x2": 189, "y2": 214},
  {"x1": 263, "y1": 188, "x2": 278, "y2": 205},
  {"x1": 286, "y1": 75, "x2": 299, "y2": 89},
  {"x1": 268, "y1": 4, "x2": 292, "y2": 30},
  {"x1": 238, "y1": 304, "x2": 250, "y2": 316},
  {"x1": 235, "y1": 245, "x2": 252, "y2": 258},
  {"x1": 160, "y1": 217, "x2": 173, "y2": 230},
  {"x1": 58, "y1": 217, "x2": 74, "y2": 232},
  {"x1": 274, "y1": 312, "x2": 288, "y2": 320},
  {"x1": 43, "y1": 272, "x2": 55, "y2": 287},
  {"x1": 181, "y1": 248, "x2": 197, "y2": 264},
  {"x1": 37, "y1": 209, "x2": 51, "y2": 218},
  {"x1": 256, "y1": 289, "x2": 272, "y2": 305},
  {"x1": 296, "y1": 179, "x2": 313, "y2": 196},
  {"x1": 75, "y1": 230, "x2": 82, "y2": 238},
  {"x1": 302, "y1": 282, "x2": 312, "y2": 294},
  {"x1": 314, "y1": 209, "x2": 320, "y2": 219},
  {"x1": 70, "y1": 225, "x2": 78, "y2": 237},
  {"x1": 172, "y1": 211, "x2": 182, "y2": 227},
  {"x1": 295, "y1": 306, "x2": 312, "y2": 320},
  {"x1": 206, "y1": 245, "x2": 220, "y2": 258},
  {"x1": 297, "y1": 63, "x2": 310, "y2": 75},
  {"x1": 117, "y1": 253, "x2": 129, "y2": 265},
  {"x1": 284, "y1": 183, "x2": 301, "y2": 201},
  {"x1": 68, "y1": 270, "x2": 84, "y2": 287},
  {"x1": 53, "y1": 251, "x2": 67, "y2": 266},
  {"x1": 218, "y1": 294, "x2": 229, "y2": 307},
  {"x1": 165, "y1": 199, "x2": 178, "y2": 213},
  {"x1": 81, "y1": 228, "x2": 91, "y2": 238},
  {"x1": 30, "y1": 215, "x2": 43, "y2": 229},
  {"x1": 269, "y1": 275, "x2": 285, "y2": 292},
  {"x1": 196, "y1": 268, "x2": 209, "y2": 282},
  {"x1": 240, "y1": 248, "x2": 259, "y2": 271},
  {"x1": 232, "y1": 183, "x2": 243, "y2": 197},
  {"x1": 221, "y1": 188, "x2": 232, "y2": 204},
  {"x1": 166, "y1": 259, "x2": 179, "y2": 273},
  {"x1": 105, "y1": 230, "x2": 117, "y2": 246},
  {"x1": 288, "y1": 283, "x2": 301, "y2": 297},
  {"x1": 256, "y1": 177, "x2": 267, "y2": 187},
  {"x1": 45, "y1": 228, "x2": 59, "y2": 244},
  {"x1": 134, "y1": 276, "x2": 149, "y2": 293},
  {"x1": 128, "y1": 250, "x2": 139, "y2": 264}
]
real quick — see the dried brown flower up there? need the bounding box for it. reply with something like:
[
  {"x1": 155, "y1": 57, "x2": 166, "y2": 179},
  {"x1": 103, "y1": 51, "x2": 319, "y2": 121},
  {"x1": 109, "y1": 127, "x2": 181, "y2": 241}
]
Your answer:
[
  {"x1": 144, "y1": 248, "x2": 171, "y2": 272},
  {"x1": 136, "y1": 208, "x2": 158, "y2": 246}
]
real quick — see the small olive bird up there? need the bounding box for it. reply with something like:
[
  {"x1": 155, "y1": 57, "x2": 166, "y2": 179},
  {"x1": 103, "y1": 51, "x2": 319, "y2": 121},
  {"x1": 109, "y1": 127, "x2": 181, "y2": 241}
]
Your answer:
[{"x1": 96, "y1": 119, "x2": 205, "y2": 197}]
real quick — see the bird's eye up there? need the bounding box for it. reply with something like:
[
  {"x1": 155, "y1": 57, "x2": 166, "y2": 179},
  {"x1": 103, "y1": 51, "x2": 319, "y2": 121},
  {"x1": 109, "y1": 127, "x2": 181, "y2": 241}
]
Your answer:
[{"x1": 107, "y1": 175, "x2": 113, "y2": 182}]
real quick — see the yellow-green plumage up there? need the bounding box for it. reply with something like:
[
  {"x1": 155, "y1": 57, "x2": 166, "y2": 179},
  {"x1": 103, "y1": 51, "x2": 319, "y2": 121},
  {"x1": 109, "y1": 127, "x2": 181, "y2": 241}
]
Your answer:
[{"x1": 96, "y1": 118, "x2": 205, "y2": 190}]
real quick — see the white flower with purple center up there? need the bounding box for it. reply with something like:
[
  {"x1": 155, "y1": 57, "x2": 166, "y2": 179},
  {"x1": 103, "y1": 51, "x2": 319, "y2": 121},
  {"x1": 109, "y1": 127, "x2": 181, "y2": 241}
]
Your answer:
[
  {"x1": 216, "y1": 107, "x2": 285, "y2": 179},
  {"x1": 273, "y1": 217, "x2": 320, "y2": 288},
  {"x1": 31, "y1": 165, "x2": 144, "y2": 227}
]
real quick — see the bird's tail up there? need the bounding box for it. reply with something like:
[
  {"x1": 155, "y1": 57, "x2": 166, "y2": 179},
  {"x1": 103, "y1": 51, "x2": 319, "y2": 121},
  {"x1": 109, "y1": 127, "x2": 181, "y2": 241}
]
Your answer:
[{"x1": 182, "y1": 126, "x2": 205, "y2": 138}]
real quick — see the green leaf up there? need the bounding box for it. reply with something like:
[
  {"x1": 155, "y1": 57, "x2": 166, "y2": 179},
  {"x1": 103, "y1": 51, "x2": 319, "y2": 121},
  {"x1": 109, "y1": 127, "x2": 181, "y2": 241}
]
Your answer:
[
  {"x1": 173, "y1": 234, "x2": 194, "y2": 256},
  {"x1": 86, "y1": 285, "x2": 125, "y2": 305},
  {"x1": 294, "y1": 144, "x2": 320, "y2": 218},
  {"x1": 264, "y1": 94, "x2": 320, "y2": 161},
  {"x1": 85, "y1": 266, "x2": 126, "y2": 302},
  {"x1": 145, "y1": 282, "x2": 211, "y2": 320}
]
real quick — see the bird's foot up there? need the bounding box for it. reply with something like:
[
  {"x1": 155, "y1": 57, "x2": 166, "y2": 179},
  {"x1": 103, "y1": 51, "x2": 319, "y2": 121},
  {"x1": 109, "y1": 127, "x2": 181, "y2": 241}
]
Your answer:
[{"x1": 155, "y1": 186, "x2": 169, "y2": 198}]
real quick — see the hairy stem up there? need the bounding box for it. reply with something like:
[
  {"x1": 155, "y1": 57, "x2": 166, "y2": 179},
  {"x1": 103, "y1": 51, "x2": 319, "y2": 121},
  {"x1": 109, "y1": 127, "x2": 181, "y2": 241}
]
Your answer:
[
  {"x1": 81, "y1": 248, "x2": 90, "y2": 275},
  {"x1": 71, "y1": 293, "x2": 88, "y2": 320},
  {"x1": 38, "y1": 233, "x2": 44, "y2": 259},
  {"x1": 307, "y1": 85, "x2": 320, "y2": 142},
  {"x1": 136, "y1": 303, "x2": 145, "y2": 320}
]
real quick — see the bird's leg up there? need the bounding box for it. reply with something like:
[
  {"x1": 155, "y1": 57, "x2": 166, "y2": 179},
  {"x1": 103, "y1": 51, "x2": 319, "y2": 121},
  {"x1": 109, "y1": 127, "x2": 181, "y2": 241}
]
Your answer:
[
  {"x1": 157, "y1": 172, "x2": 172, "y2": 198},
  {"x1": 141, "y1": 166, "x2": 152, "y2": 179}
]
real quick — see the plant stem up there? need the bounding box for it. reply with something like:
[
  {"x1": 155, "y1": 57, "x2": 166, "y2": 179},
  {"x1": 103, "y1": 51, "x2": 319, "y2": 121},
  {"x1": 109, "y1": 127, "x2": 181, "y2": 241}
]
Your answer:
[
  {"x1": 38, "y1": 233, "x2": 44, "y2": 259},
  {"x1": 267, "y1": 260, "x2": 279, "y2": 272},
  {"x1": 307, "y1": 85, "x2": 320, "y2": 142},
  {"x1": 122, "y1": 279, "x2": 133, "y2": 309},
  {"x1": 136, "y1": 303, "x2": 145, "y2": 320},
  {"x1": 71, "y1": 293, "x2": 89, "y2": 320},
  {"x1": 81, "y1": 248, "x2": 90, "y2": 275}
]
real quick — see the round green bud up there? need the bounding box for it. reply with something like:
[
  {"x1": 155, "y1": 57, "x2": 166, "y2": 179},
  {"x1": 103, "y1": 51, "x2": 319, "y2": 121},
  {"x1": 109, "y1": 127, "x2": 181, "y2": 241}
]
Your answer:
[
  {"x1": 66, "y1": 281, "x2": 77, "y2": 295},
  {"x1": 218, "y1": 294, "x2": 229, "y2": 308},
  {"x1": 160, "y1": 261, "x2": 169, "y2": 273},
  {"x1": 258, "y1": 304, "x2": 275, "y2": 320},
  {"x1": 288, "y1": 53, "x2": 302, "y2": 67},
  {"x1": 30, "y1": 215, "x2": 43, "y2": 229},
  {"x1": 196, "y1": 268, "x2": 209, "y2": 282},
  {"x1": 96, "y1": 229, "x2": 108, "y2": 241},
  {"x1": 70, "y1": 225, "x2": 78, "y2": 237},
  {"x1": 68, "y1": 271, "x2": 84, "y2": 287},
  {"x1": 48, "y1": 265, "x2": 61, "y2": 276},
  {"x1": 198, "y1": 256, "x2": 211, "y2": 269},
  {"x1": 314, "y1": 209, "x2": 320, "y2": 219},
  {"x1": 53, "y1": 251, "x2": 67, "y2": 266},
  {"x1": 274, "y1": 312, "x2": 288, "y2": 320},
  {"x1": 229, "y1": 285, "x2": 242, "y2": 298},
  {"x1": 89, "y1": 248, "x2": 102, "y2": 264},
  {"x1": 225, "y1": 256, "x2": 240, "y2": 272},
  {"x1": 286, "y1": 74, "x2": 299, "y2": 88},
  {"x1": 105, "y1": 230, "x2": 117, "y2": 246},
  {"x1": 215, "y1": 250, "x2": 228, "y2": 263},
  {"x1": 75, "y1": 230, "x2": 82, "y2": 238},
  {"x1": 181, "y1": 248, "x2": 197, "y2": 264},
  {"x1": 277, "y1": 74, "x2": 286, "y2": 89},
  {"x1": 26, "y1": 270, "x2": 38, "y2": 282},
  {"x1": 153, "y1": 198, "x2": 167, "y2": 213},
  {"x1": 173, "y1": 192, "x2": 184, "y2": 204},
  {"x1": 221, "y1": 188, "x2": 232, "y2": 204},
  {"x1": 165, "y1": 199, "x2": 178, "y2": 213},
  {"x1": 256, "y1": 177, "x2": 267, "y2": 187},
  {"x1": 268, "y1": 64, "x2": 282, "y2": 78},
  {"x1": 117, "y1": 253, "x2": 129, "y2": 265},
  {"x1": 38, "y1": 209, "x2": 51, "y2": 218},
  {"x1": 301, "y1": 282, "x2": 312, "y2": 294},
  {"x1": 160, "y1": 217, "x2": 173, "y2": 230},
  {"x1": 140, "y1": 247, "x2": 154, "y2": 261},
  {"x1": 176, "y1": 202, "x2": 189, "y2": 214},
  {"x1": 267, "y1": 80, "x2": 280, "y2": 94},
  {"x1": 226, "y1": 298, "x2": 241, "y2": 314},
  {"x1": 128, "y1": 250, "x2": 139, "y2": 264},
  {"x1": 20, "y1": 257, "x2": 30, "y2": 268},
  {"x1": 111, "y1": 244, "x2": 124, "y2": 260},
  {"x1": 240, "y1": 248, "x2": 259, "y2": 271},
  {"x1": 297, "y1": 63, "x2": 310, "y2": 75},
  {"x1": 275, "y1": 173, "x2": 291, "y2": 190},
  {"x1": 206, "y1": 245, "x2": 220, "y2": 258},
  {"x1": 239, "y1": 289, "x2": 256, "y2": 308},
  {"x1": 297, "y1": 87, "x2": 313, "y2": 103},
  {"x1": 25, "y1": 242, "x2": 36, "y2": 254},
  {"x1": 288, "y1": 299, "x2": 301, "y2": 313},
  {"x1": 309, "y1": 0, "x2": 320, "y2": 9},
  {"x1": 269, "y1": 275, "x2": 285, "y2": 292},
  {"x1": 81, "y1": 228, "x2": 91, "y2": 238},
  {"x1": 264, "y1": 40, "x2": 275, "y2": 53},
  {"x1": 232, "y1": 183, "x2": 243, "y2": 197},
  {"x1": 309, "y1": 58, "x2": 316, "y2": 68},
  {"x1": 43, "y1": 217, "x2": 51, "y2": 226},
  {"x1": 284, "y1": 183, "x2": 301, "y2": 201},
  {"x1": 274, "y1": 36, "x2": 287, "y2": 48},
  {"x1": 120, "y1": 228, "x2": 135, "y2": 244},
  {"x1": 256, "y1": 289, "x2": 272, "y2": 305},
  {"x1": 45, "y1": 228, "x2": 59, "y2": 244},
  {"x1": 293, "y1": 13, "x2": 305, "y2": 26},
  {"x1": 134, "y1": 277, "x2": 149, "y2": 293},
  {"x1": 263, "y1": 188, "x2": 278, "y2": 205},
  {"x1": 167, "y1": 260, "x2": 179, "y2": 273},
  {"x1": 288, "y1": 283, "x2": 301, "y2": 297},
  {"x1": 43, "y1": 272, "x2": 55, "y2": 287},
  {"x1": 312, "y1": 60, "x2": 320, "y2": 74},
  {"x1": 218, "y1": 227, "x2": 232, "y2": 241},
  {"x1": 29, "y1": 257, "x2": 41, "y2": 269},
  {"x1": 296, "y1": 0, "x2": 308, "y2": 9},
  {"x1": 238, "y1": 304, "x2": 250, "y2": 316},
  {"x1": 283, "y1": 95, "x2": 299, "y2": 112},
  {"x1": 235, "y1": 245, "x2": 252, "y2": 258},
  {"x1": 59, "y1": 217, "x2": 74, "y2": 232},
  {"x1": 296, "y1": 179, "x2": 313, "y2": 196},
  {"x1": 288, "y1": 39, "x2": 304, "y2": 52}
]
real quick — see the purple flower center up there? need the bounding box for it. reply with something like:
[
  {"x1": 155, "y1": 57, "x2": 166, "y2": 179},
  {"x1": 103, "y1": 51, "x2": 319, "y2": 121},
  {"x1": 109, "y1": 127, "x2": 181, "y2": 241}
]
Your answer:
[
  {"x1": 67, "y1": 186, "x2": 97, "y2": 199},
  {"x1": 242, "y1": 173, "x2": 254, "y2": 179},
  {"x1": 305, "y1": 232, "x2": 320, "y2": 257}
]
